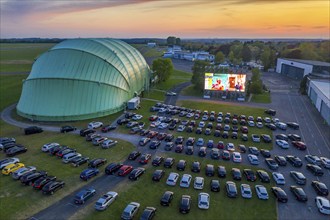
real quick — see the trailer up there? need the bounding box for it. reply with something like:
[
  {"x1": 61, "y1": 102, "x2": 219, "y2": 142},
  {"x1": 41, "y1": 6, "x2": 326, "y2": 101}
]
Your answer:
[{"x1": 127, "y1": 97, "x2": 140, "y2": 110}]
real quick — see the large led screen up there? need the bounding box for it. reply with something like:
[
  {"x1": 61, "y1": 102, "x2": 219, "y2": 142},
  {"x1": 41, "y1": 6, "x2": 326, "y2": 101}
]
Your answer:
[{"x1": 204, "y1": 73, "x2": 246, "y2": 92}]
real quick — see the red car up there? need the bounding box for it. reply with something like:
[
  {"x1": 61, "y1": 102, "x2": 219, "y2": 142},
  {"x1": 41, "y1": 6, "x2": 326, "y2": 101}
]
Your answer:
[
  {"x1": 139, "y1": 153, "x2": 152, "y2": 164},
  {"x1": 157, "y1": 133, "x2": 167, "y2": 140},
  {"x1": 118, "y1": 165, "x2": 133, "y2": 176},
  {"x1": 147, "y1": 131, "x2": 158, "y2": 138},
  {"x1": 217, "y1": 141, "x2": 225, "y2": 149},
  {"x1": 240, "y1": 126, "x2": 249, "y2": 134},
  {"x1": 149, "y1": 115, "x2": 158, "y2": 121},
  {"x1": 292, "y1": 141, "x2": 306, "y2": 150}
]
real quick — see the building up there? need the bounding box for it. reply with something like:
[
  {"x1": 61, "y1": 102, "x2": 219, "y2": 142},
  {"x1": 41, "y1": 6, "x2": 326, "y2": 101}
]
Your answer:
[
  {"x1": 276, "y1": 58, "x2": 330, "y2": 80},
  {"x1": 17, "y1": 38, "x2": 151, "y2": 121},
  {"x1": 307, "y1": 79, "x2": 330, "y2": 125},
  {"x1": 147, "y1": 42, "x2": 156, "y2": 47}
]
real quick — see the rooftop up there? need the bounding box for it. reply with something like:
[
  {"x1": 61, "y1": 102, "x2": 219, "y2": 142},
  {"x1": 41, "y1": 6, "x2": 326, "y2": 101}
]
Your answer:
[
  {"x1": 281, "y1": 58, "x2": 330, "y2": 67},
  {"x1": 310, "y1": 80, "x2": 330, "y2": 100}
]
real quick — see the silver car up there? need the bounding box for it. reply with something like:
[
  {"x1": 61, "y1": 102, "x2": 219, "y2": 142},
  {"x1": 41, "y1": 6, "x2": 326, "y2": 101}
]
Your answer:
[
  {"x1": 255, "y1": 185, "x2": 268, "y2": 200},
  {"x1": 241, "y1": 184, "x2": 252, "y2": 199},
  {"x1": 121, "y1": 202, "x2": 140, "y2": 220},
  {"x1": 95, "y1": 191, "x2": 118, "y2": 211}
]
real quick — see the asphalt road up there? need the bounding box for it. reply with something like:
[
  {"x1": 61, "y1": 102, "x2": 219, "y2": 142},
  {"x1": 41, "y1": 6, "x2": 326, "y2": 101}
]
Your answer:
[{"x1": 1, "y1": 72, "x2": 330, "y2": 220}]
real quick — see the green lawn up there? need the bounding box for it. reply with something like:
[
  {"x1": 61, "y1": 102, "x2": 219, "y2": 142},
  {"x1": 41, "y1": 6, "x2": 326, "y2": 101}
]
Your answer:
[
  {"x1": 181, "y1": 85, "x2": 203, "y2": 97},
  {"x1": 153, "y1": 69, "x2": 192, "y2": 91},
  {"x1": 143, "y1": 89, "x2": 166, "y2": 101},
  {"x1": 71, "y1": 152, "x2": 277, "y2": 220},
  {"x1": 0, "y1": 120, "x2": 135, "y2": 220},
  {"x1": 0, "y1": 74, "x2": 27, "y2": 111},
  {"x1": 251, "y1": 92, "x2": 271, "y2": 103}
]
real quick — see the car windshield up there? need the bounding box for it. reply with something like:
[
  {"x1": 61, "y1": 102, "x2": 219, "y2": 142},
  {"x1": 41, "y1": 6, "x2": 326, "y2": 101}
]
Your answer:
[{"x1": 95, "y1": 202, "x2": 103, "y2": 206}]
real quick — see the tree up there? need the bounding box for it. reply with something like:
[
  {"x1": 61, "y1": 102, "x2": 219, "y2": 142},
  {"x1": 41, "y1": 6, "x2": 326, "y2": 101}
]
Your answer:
[
  {"x1": 152, "y1": 58, "x2": 174, "y2": 82},
  {"x1": 299, "y1": 75, "x2": 308, "y2": 95},
  {"x1": 166, "y1": 36, "x2": 176, "y2": 46},
  {"x1": 249, "y1": 81, "x2": 263, "y2": 94},
  {"x1": 175, "y1": 38, "x2": 181, "y2": 46},
  {"x1": 191, "y1": 60, "x2": 209, "y2": 91},
  {"x1": 241, "y1": 45, "x2": 252, "y2": 62},
  {"x1": 228, "y1": 51, "x2": 235, "y2": 63},
  {"x1": 215, "y1": 51, "x2": 225, "y2": 64}
]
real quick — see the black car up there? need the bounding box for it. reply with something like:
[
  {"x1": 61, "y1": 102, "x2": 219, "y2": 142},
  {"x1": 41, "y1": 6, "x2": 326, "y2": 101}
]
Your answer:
[
  {"x1": 164, "y1": 142, "x2": 174, "y2": 151},
  {"x1": 177, "y1": 160, "x2": 187, "y2": 171},
  {"x1": 24, "y1": 126, "x2": 43, "y2": 135},
  {"x1": 160, "y1": 191, "x2": 174, "y2": 206},
  {"x1": 175, "y1": 145, "x2": 184, "y2": 153},
  {"x1": 231, "y1": 168, "x2": 241, "y2": 180},
  {"x1": 33, "y1": 176, "x2": 56, "y2": 190},
  {"x1": 198, "y1": 147, "x2": 207, "y2": 157},
  {"x1": 0, "y1": 137, "x2": 15, "y2": 145},
  {"x1": 186, "y1": 137, "x2": 195, "y2": 146},
  {"x1": 264, "y1": 109, "x2": 276, "y2": 116},
  {"x1": 71, "y1": 156, "x2": 89, "y2": 167},
  {"x1": 290, "y1": 186, "x2": 308, "y2": 202},
  {"x1": 152, "y1": 169, "x2": 165, "y2": 181},
  {"x1": 274, "y1": 155, "x2": 287, "y2": 166},
  {"x1": 80, "y1": 128, "x2": 95, "y2": 137},
  {"x1": 85, "y1": 133, "x2": 100, "y2": 141},
  {"x1": 288, "y1": 134, "x2": 301, "y2": 141},
  {"x1": 42, "y1": 180, "x2": 65, "y2": 195},
  {"x1": 60, "y1": 125, "x2": 76, "y2": 133},
  {"x1": 311, "y1": 181, "x2": 329, "y2": 196},
  {"x1": 125, "y1": 112, "x2": 136, "y2": 119},
  {"x1": 261, "y1": 134, "x2": 272, "y2": 143},
  {"x1": 231, "y1": 132, "x2": 238, "y2": 139},
  {"x1": 243, "y1": 169, "x2": 256, "y2": 182},
  {"x1": 105, "y1": 163, "x2": 123, "y2": 175},
  {"x1": 140, "y1": 207, "x2": 156, "y2": 220},
  {"x1": 56, "y1": 148, "x2": 76, "y2": 158},
  {"x1": 271, "y1": 187, "x2": 288, "y2": 203},
  {"x1": 21, "y1": 171, "x2": 47, "y2": 185},
  {"x1": 179, "y1": 195, "x2": 191, "y2": 214},
  {"x1": 265, "y1": 123, "x2": 276, "y2": 130},
  {"x1": 226, "y1": 181, "x2": 238, "y2": 198},
  {"x1": 239, "y1": 145, "x2": 247, "y2": 153},
  {"x1": 276, "y1": 134, "x2": 288, "y2": 141},
  {"x1": 117, "y1": 118, "x2": 130, "y2": 125},
  {"x1": 205, "y1": 164, "x2": 215, "y2": 177},
  {"x1": 128, "y1": 167, "x2": 145, "y2": 181},
  {"x1": 164, "y1": 134, "x2": 174, "y2": 142},
  {"x1": 88, "y1": 158, "x2": 107, "y2": 168},
  {"x1": 185, "y1": 146, "x2": 194, "y2": 155},
  {"x1": 149, "y1": 141, "x2": 161, "y2": 149},
  {"x1": 191, "y1": 161, "x2": 201, "y2": 173},
  {"x1": 2, "y1": 142, "x2": 16, "y2": 152},
  {"x1": 101, "y1": 125, "x2": 117, "y2": 132},
  {"x1": 211, "y1": 179, "x2": 220, "y2": 192},
  {"x1": 152, "y1": 156, "x2": 164, "y2": 166},
  {"x1": 195, "y1": 127, "x2": 203, "y2": 134},
  {"x1": 257, "y1": 170, "x2": 270, "y2": 183},
  {"x1": 6, "y1": 145, "x2": 27, "y2": 157},
  {"x1": 218, "y1": 166, "x2": 226, "y2": 178},
  {"x1": 286, "y1": 122, "x2": 299, "y2": 130},
  {"x1": 175, "y1": 136, "x2": 184, "y2": 144},
  {"x1": 290, "y1": 171, "x2": 306, "y2": 185},
  {"x1": 49, "y1": 145, "x2": 67, "y2": 155},
  {"x1": 164, "y1": 158, "x2": 175, "y2": 168},
  {"x1": 265, "y1": 158, "x2": 279, "y2": 170},
  {"x1": 74, "y1": 188, "x2": 96, "y2": 204},
  {"x1": 260, "y1": 149, "x2": 271, "y2": 158},
  {"x1": 286, "y1": 155, "x2": 303, "y2": 167},
  {"x1": 214, "y1": 130, "x2": 221, "y2": 137},
  {"x1": 222, "y1": 131, "x2": 229, "y2": 139},
  {"x1": 128, "y1": 151, "x2": 141, "y2": 160},
  {"x1": 306, "y1": 164, "x2": 324, "y2": 176}
]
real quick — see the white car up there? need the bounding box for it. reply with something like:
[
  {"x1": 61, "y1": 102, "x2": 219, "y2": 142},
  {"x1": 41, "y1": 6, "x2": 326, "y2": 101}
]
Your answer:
[
  {"x1": 194, "y1": 177, "x2": 204, "y2": 190},
  {"x1": 320, "y1": 157, "x2": 330, "y2": 169},
  {"x1": 198, "y1": 121, "x2": 205, "y2": 128},
  {"x1": 158, "y1": 123, "x2": 169, "y2": 129},
  {"x1": 150, "y1": 121, "x2": 161, "y2": 128},
  {"x1": 41, "y1": 142, "x2": 60, "y2": 152},
  {"x1": 256, "y1": 122, "x2": 263, "y2": 128},
  {"x1": 276, "y1": 140, "x2": 289, "y2": 149},
  {"x1": 275, "y1": 122, "x2": 287, "y2": 130},
  {"x1": 272, "y1": 118, "x2": 280, "y2": 123},
  {"x1": 248, "y1": 154, "x2": 259, "y2": 165},
  {"x1": 198, "y1": 192, "x2": 210, "y2": 209},
  {"x1": 264, "y1": 117, "x2": 271, "y2": 123},
  {"x1": 166, "y1": 172, "x2": 179, "y2": 186},
  {"x1": 202, "y1": 115, "x2": 208, "y2": 121},
  {"x1": 180, "y1": 174, "x2": 192, "y2": 188},
  {"x1": 251, "y1": 134, "x2": 260, "y2": 142},
  {"x1": 217, "y1": 117, "x2": 223, "y2": 123},
  {"x1": 88, "y1": 121, "x2": 103, "y2": 129},
  {"x1": 304, "y1": 155, "x2": 321, "y2": 166},
  {"x1": 232, "y1": 152, "x2": 242, "y2": 163},
  {"x1": 241, "y1": 184, "x2": 252, "y2": 199},
  {"x1": 102, "y1": 139, "x2": 118, "y2": 149},
  {"x1": 0, "y1": 157, "x2": 20, "y2": 170},
  {"x1": 255, "y1": 185, "x2": 268, "y2": 200},
  {"x1": 272, "y1": 172, "x2": 285, "y2": 185},
  {"x1": 132, "y1": 114, "x2": 143, "y2": 120},
  {"x1": 166, "y1": 91, "x2": 177, "y2": 96},
  {"x1": 248, "y1": 121, "x2": 255, "y2": 127},
  {"x1": 177, "y1": 125, "x2": 186, "y2": 132},
  {"x1": 315, "y1": 196, "x2": 330, "y2": 215},
  {"x1": 226, "y1": 143, "x2": 235, "y2": 152},
  {"x1": 95, "y1": 191, "x2": 118, "y2": 211},
  {"x1": 158, "y1": 108, "x2": 167, "y2": 113}
]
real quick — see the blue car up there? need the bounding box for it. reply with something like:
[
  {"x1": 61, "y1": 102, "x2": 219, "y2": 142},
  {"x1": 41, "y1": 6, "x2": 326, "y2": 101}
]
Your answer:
[
  {"x1": 74, "y1": 188, "x2": 96, "y2": 204},
  {"x1": 80, "y1": 168, "x2": 99, "y2": 181}
]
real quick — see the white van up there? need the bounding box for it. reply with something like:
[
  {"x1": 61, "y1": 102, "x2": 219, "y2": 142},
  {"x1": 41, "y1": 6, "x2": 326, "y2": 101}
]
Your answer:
[{"x1": 62, "y1": 152, "x2": 81, "y2": 163}]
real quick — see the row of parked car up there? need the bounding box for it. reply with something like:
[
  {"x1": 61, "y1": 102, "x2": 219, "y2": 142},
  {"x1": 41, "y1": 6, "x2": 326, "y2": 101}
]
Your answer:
[
  {"x1": 78, "y1": 128, "x2": 118, "y2": 149},
  {"x1": 0, "y1": 137, "x2": 28, "y2": 157},
  {"x1": 0, "y1": 157, "x2": 65, "y2": 195}
]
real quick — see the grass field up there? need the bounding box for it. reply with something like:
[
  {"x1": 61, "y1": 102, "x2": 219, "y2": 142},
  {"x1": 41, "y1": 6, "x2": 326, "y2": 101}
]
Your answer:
[
  {"x1": 70, "y1": 152, "x2": 277, "y2": 220},
  {"x1": 181, "y1": 85, "x2": 203, "y2": 97},
  {"x1": 0, "y1": 74, "x2": 27, "y2": 111},
  {"x1": 0, "y1": 43, "x2": 55, "y2": 72},
  {"x1": 0, "y1": 120, "x2": 135, "y2": 220},
  {"x1": 153, "y1": 69, "x2": 192, "y2": 91},
  {"x1": 251, "y1": 92, "x2": 272, "y2": 103}
]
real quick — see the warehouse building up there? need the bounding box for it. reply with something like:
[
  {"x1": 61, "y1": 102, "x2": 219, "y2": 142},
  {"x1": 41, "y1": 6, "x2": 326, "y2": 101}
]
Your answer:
[
  {"x1": 276, "y1": 58, "x2": 330, "y2": 80},
  {"x1": 17, "y1": 38, "x2": 151, "y2": 121}
]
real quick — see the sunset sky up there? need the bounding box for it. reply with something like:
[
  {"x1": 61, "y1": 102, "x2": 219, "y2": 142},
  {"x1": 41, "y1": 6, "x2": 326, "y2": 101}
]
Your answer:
[{"x1": 1, "y1": 0, "x2": 329, "y2": 39}]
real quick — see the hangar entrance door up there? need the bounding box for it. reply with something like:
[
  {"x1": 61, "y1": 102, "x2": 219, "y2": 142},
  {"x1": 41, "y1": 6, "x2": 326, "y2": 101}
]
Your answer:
[{"x1": 281, "y1": 64, "x2": 304, "y2": 79}]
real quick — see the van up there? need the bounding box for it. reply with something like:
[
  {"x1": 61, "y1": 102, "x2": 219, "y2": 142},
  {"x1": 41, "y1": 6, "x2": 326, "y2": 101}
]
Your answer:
[{"x1": 62, "y1": 152, "x2": 82, "y2": 163}]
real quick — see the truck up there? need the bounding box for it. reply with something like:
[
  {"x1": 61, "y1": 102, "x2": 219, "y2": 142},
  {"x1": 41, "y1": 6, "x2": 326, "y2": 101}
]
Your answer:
[{"x1": 127, "y1": 97, "x2": 140, "y2": 110}]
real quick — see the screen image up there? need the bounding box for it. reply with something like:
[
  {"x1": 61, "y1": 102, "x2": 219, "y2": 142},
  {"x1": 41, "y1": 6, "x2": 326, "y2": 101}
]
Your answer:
[{"x1": 204, "y1": 73, "x2": 246, "y2": 92}]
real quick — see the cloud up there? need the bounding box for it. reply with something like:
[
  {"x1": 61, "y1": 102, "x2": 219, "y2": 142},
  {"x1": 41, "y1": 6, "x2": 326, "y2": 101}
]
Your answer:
[{"x1": 312, "y1": 25, "x2": 327, "y2": 29}]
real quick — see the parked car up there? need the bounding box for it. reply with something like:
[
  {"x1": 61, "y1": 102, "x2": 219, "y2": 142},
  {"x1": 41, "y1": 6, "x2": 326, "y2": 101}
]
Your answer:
[
  {"x1": 274, "y1": 155, "x2": 287, "y2": 166},
  {"x1": 0, "y1": 157, "x2": 19, "y2": 170},
  {"x1": 198, "y1": 193, "x2": 210, "y2": 209},
  {"x1": 80, "y1": 168, "x2": 99, "y2": 181},
  {"x1": 320, "y1": 157, "x2": 330, "y2": 169},
  {"x1": 74, "y1": 188, "x2": 96, "y2": 204},
  {"x1": 286, "y1": 122, "x2": 299, "y2": 130},
  {"x1": 290, "y1": 186, "x2": 308, "y2": 202},
  {"x1": 226, "y1": 181, "x2": 238, "y2": 198},
  {"x1": 128, "y1": 167, "x2": 145, "y2": 180},
  {"x1": 315, "y1": 196, "x2": 330, "y2": 215},
  {"x1": 305, "y1": 155, "x2": 322, "y2": 166},
  {"x1": 56, "y1": 148, "x2": 76, "y2": 158},
  {"x1": 177, "y1": 160, "x2": 187, "y2": 171},
  {"x1": 42, "y1": 180, "x2": 65, "y2": 195},
  {"x1": 101, "y1": 125, "x2": 117, "y2": 132},
  {"x1": 255, "y1": 185, "x2": 269, "y2": 200},
  {"x1": 152, "y1": 169, "x2": 165, "y2": 181},
  {"x1": 180, "y1": 174, "x2": 192, "y2": 188},
  {"x1": 24, "y1": 126, "x2": 43, "y2": 135},
  {"x1": 231, "y1": 168, "x2": 241, "y2": 180},
  {"x1": 62, "y1": 152, "x2": 82, "y2": 163},
  {"x1": 128, "y1": 151, "x2": 141, "y2": 160},
  {"x1": 264, "y1": 109, "x2": 276, "y2": 116},
  {"x1": 2, "y1": 163, "x2": 25, "y2": 175},
  {"x1": 152, "y1": 156, "x2": 164, "y2": 166},
  {"x1": 210, "y1": 179, "x2": 220, "y2": 192},
  {"x1": 240, "y1": 184, "x2": 252, "y2": 199},
  {"x1": 164, "y1": 158, "x2": 175, "y2": 168},
  {"x1": 12, "y1": 166, "x2": 36, "y2": 180},
  {"x1": 102, "y1": 139, "x2": 118, "y2": 149},
  {"x1": 248, "y1": 154, "x2": 259, "y2": 165},
  {"x1": 272, "y1": 172, "x2": 285, "y2": 185},
  {"x1": 311, "y1": 181, "x2": 329, "y2": 196},
  {"x1": 276, "y1": 140, "x2": 289, "y2": 149},
  {"x1": 166, "y1": 172, "x2": 179, "y2": 186},
  {"x1": 306, "y1": 164, "x2": 324, "y2": 176},
  {"x1": 88, "y1": 158, "x2": 107, "y2": 168},
  {"x1": 105, "y1": 163, "x2": 123, "y2": 175},
  {"x1": 257, "y1": 170, "x2": 270, "y2": 183},
  {"x1": 217, "y1": 166, "x2": 226, "y2": 178},
  {"x1": 32, "y1": 176, "x2": 56, "y2": 190},
  {"x1": 20, "y1": 170, "x2": 47, "y2": 185},
  {"x1": 232, "y1": 152, "x2": 242, "y2": 163},
  {"x1": 94, "y1": 191, "x2": 118, "y2": 211},
  {"x1": 118, "y1": 165, "x2": 133, "y2": 176},
  {"x1": 243, "y1": 169, "x2": 256, "y2": 181},
  {"x1": 292, "y1": 141, "x2": 307, "y2": 150},
  {"x1": 41, "y1": 143, "x2": 60, "y2": 152},
  {"x1": 286, "y1": 155, "x2": 303, "y2": 167},
  {"x1": 6, "y1": 145, "x2": 28, "y2": 157},
  {"x1": 160, "y1": 191, "x2": 174, "y2": 206},
  {"x1": 248, "y1": 146, "x2": 259, "y2": 155},
  {"x1": 60, "y1": 125, "x2": 76, "y2": 133},
  {"x1": 140, "y1": 207, "x2": 156, "y2": 220},
  {"x1": 205, "y1": 164, "x2": 215, "y2": 177},
  {"x1": 271, "y1": 187, "x2": 288, "y2": 203},
  {"x1": 265, "y1": 158, "x2": 279, "y2": 170},
  {"x1": 179, "y1": 195, "x2": 191, "y2": 214},
  {"x1": 194, "y1": 177, "x2": 204, "y2": 190},
  {"x1": 290, "y1": 171, "x2": 306, "y2": 185},
  {"x1": 88, "y1": 121, "x2": 103, "y2": 129},
  {"x1": 276, "y1": 134, "x2": 288, "y2": 141},
  {"x1": 80, "y1": 128, "x2": 95, "y2": 137},
  {"x1": 71, "y1": 156, "x2": 89, "y2": 167},
  {"x1": 198, "y1": 147, "x2": 207, "y2": 157}
]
